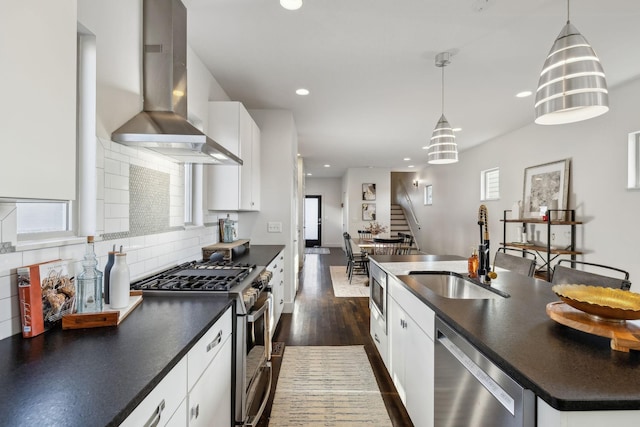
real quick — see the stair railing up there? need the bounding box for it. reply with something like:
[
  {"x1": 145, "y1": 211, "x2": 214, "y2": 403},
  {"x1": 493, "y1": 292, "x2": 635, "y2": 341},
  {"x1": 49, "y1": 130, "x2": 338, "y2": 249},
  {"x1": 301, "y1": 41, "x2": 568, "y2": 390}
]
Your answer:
[{"x1": 396, "y1": 181, "x2": 421, "y2": 252}]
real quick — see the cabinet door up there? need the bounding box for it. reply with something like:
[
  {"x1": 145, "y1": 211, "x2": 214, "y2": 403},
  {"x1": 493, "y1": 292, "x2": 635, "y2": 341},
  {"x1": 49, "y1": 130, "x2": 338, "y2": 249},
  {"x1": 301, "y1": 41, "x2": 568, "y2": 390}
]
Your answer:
[
  {"x1": 405, "y1": 317, "x2": 434, "y2": 427},
  {"x1": 188, "y1": 336, "x2": 232, "y2": 427},
  {"x1": 388, "y1": 297, "x2": 407, "y2": 404},
  {"x1": 1, "y1": 1, "x2": 76, "y2": 200},
  {"x1": 120, "y1": 358, "x2": 187, "y2": 427},
  {"x1": 268, "y1": 251, "x2": 285, "y2": 334}
]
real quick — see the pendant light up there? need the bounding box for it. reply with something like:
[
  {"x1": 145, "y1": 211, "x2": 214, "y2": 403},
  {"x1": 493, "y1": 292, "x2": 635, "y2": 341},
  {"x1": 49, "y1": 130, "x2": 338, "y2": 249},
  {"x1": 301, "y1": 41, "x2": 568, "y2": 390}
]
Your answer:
[
  {"x1": 427, "y1": 52, "x2": 458, "y2": 164},
  {"x1": 534, "y1": 0, "x2": 608, "y2": 125}
]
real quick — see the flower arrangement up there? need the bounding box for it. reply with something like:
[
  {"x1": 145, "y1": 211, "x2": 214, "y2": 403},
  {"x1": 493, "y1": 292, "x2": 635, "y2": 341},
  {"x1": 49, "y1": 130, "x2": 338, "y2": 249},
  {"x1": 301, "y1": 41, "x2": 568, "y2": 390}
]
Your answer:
[{"x1": 365, "y1": 221, "x2": 388, "y2": 236}]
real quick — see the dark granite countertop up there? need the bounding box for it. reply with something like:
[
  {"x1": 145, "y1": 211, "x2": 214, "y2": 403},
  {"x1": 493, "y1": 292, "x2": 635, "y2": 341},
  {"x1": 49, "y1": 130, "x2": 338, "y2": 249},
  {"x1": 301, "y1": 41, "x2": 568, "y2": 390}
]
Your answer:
[
  {"x1": 0, "y1": 245, "x2": 285, "y2": 427},
  {"x1": 395, "y1": 269, "x2": 640, "y2": 411}
]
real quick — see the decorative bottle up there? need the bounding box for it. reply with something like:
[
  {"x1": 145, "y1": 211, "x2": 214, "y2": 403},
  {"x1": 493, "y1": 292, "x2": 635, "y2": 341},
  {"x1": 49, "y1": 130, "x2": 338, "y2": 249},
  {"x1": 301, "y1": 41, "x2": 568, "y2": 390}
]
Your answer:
[
  {"x1": 223, "y1": 214, "x2": 235, "y2": 243},
  {"x1": 103, "y1": 245, "x2": 116, "y2": 304},
  {"x1": 110, "y1": 251, "x2": 130, "y2": 309},
  {"x1": 76, "y1": 236, "x2": 104, "y2": 313},
  {"x1": 467, "y1": 249, "x2": 479, "y2": 279}
]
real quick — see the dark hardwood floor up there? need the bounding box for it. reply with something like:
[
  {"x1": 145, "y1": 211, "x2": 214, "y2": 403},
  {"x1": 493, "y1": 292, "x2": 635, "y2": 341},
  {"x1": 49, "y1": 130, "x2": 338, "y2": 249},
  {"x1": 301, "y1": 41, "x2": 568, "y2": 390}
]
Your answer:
[{"x1": 256, "y1": 249, "x2": 413, "y2": 426}]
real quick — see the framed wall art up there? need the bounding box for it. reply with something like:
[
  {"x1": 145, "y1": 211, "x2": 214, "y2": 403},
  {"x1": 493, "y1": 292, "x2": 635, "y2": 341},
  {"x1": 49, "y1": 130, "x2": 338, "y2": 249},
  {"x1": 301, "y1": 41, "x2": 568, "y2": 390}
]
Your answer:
[
  {"x1": 522, "y1": 159, "x2": 570, "y2": 219},
  {"x1": 362, "y1": 203, "x2": 376, "y2": 221},
  {"x1": 362, "y1": 183, "x2": 376, "y2": 201}
]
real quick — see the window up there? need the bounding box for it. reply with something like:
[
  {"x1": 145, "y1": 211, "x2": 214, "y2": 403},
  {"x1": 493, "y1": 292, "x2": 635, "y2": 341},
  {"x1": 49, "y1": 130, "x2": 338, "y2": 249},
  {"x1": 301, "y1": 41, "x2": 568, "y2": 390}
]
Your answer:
[
  {"x1": 481, "y1": 167, "x2": 500, "y2": 201},
  {"x1": 628, "y1": 131, "x2": 640, "y2": 189},
  {"x1": 184, "y1": 163, "x2": 193, "y2": 224},
  {"x1": 17, "y1": 200, "x2": 71, "y2": 235}
]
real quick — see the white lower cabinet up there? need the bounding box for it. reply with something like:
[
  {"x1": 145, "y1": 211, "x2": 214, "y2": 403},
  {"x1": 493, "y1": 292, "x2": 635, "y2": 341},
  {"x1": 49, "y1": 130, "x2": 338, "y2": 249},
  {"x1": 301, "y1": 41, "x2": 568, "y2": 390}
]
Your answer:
[
  {"x1": 119, "y1": 357, "x2": 188, "y2": 427},
  {"x1": 388, "y1": 276, "x2": 434, "y2": 427},
  {"x1": 187, "y1": 336, "x2": 232, "y2": 426},
  {"x1": 120, "y1": 307, "x2": 233, "y2": 427},
  {"x1": 370, "y1": 301, "x2": 389, "y2": 370},
  {"x1": 268, "y1": 250, "x2": 285, "y2": 337}
]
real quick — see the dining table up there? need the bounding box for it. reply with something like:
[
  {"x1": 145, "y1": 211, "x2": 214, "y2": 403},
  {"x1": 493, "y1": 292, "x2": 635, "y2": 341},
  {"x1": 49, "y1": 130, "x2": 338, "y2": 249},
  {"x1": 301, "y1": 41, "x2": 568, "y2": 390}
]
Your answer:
[{"x1": 352, "y1": 236, "x2": 412, "y2": 254}]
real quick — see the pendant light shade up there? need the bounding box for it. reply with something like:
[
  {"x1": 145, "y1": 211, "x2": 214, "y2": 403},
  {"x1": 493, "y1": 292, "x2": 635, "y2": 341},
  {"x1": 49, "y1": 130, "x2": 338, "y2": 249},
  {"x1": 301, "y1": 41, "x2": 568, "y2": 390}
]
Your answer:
[
  {"x1": 428, "y1": 114, "x2": 458, "y2": 164},
  {"x1": 427, "y1": 52, "x2": 458, "y2": 164},
  {"x1": 534, "y1": 2, "x2": 608, "y2": 125}
]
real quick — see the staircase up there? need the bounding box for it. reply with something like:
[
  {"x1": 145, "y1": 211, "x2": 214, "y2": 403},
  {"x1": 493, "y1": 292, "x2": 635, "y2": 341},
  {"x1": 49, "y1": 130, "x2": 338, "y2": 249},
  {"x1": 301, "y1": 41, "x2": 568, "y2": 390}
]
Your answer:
[{"x1": 390, "y1": 204, "x2": 410, "y2": 237}]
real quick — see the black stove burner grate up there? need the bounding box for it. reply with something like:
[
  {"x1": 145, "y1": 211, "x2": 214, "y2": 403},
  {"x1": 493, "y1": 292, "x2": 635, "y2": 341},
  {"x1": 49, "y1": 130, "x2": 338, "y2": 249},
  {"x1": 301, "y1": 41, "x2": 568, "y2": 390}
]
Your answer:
[{"x1": 130, "y1": 260, "x2": 256, "y2": 292}]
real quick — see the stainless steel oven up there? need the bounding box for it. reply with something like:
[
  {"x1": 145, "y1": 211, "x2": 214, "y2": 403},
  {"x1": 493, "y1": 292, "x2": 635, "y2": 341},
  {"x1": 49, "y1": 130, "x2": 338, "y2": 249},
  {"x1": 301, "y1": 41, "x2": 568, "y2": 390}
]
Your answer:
[
  {"x1": 130, "y1": 260, "x2": 273, "y2": 426},
  {"x1": 369, "y1": 261, "x2": 387, "y2": 331}
]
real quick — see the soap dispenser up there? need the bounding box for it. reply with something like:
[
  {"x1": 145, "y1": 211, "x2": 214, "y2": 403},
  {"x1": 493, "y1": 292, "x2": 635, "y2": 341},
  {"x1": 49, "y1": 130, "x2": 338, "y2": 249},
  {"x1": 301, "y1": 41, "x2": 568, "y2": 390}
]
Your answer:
[{"x1": 468, "y1": 248, "x2": 479, "y2": 279}]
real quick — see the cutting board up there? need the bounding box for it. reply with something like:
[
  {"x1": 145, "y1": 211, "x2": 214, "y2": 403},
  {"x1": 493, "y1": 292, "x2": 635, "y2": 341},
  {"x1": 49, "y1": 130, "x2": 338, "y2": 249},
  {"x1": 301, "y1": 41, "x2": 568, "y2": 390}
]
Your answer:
[{"x1": 547, "y1": 301, "x2": 640, "y2": 352}]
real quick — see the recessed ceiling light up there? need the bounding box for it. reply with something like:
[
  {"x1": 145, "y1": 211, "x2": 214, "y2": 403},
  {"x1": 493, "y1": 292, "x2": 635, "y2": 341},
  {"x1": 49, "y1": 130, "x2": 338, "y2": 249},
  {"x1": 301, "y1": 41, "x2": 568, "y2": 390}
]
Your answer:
[
  {"x1": 404, "y1": 157, "x2": 411, "y2": 161},
  {"x1": 280, "y1": 0, "x2": 302, "y2": 10},
  {"x1": 296, "y1": 88, "x2": 310, "y2": 96},
  {"x1": 422, "y1": 145, "x2": 429, "y2": 150},
  {"x1": 452, "y1": 128, "x2": 462, "y2": 132},
  {"x1": 408, "y1": 165, "x2": 415, "y2": 168},
  {"x1": 516, "y1": 91, "x2": 532, "y2": 98},
  {"x1": 307, "y1": 172, "x2": 312, "y2": 176},
  {"x1": 324, "y1": 164, "x2": 330, "y2": 168}
]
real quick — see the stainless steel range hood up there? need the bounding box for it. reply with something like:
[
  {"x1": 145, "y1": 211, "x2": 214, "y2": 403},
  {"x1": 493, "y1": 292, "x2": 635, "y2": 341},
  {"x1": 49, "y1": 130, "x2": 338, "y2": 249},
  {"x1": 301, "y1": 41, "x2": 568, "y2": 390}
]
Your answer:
[{"x1": 111, "y1": 0, "x2": 241, "y2": 165}]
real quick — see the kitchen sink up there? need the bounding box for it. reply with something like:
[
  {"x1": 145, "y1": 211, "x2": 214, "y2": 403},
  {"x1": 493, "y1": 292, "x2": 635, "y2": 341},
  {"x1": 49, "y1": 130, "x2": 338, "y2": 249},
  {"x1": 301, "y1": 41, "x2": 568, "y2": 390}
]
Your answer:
[{"x1": 408, "y1": 271, "x2": 509, "y2": 299}]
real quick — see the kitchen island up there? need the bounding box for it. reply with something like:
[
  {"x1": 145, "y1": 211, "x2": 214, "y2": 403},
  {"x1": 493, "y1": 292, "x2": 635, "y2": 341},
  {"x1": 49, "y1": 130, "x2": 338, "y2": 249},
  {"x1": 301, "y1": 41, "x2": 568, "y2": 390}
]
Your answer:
[
  {"x1": 371, "y1": 254, "x2": 640, "y2": 426},
  {"x1": 0, "y1": 244, "x2": 284, "y2": 427}
]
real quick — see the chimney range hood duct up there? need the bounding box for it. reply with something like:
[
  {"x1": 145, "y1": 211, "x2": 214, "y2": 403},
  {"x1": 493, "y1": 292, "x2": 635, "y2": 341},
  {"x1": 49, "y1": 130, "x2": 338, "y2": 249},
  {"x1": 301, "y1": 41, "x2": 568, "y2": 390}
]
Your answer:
[{"x1": 111, "y1": 0, "x2": 242, "y2": 165}]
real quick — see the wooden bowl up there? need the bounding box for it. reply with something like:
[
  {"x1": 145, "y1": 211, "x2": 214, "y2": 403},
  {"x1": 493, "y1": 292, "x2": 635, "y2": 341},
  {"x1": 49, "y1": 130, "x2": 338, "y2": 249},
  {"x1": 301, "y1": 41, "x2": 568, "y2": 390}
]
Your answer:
[{"x1": 552, "y1": 284, "x2": 640, "y2": 321}]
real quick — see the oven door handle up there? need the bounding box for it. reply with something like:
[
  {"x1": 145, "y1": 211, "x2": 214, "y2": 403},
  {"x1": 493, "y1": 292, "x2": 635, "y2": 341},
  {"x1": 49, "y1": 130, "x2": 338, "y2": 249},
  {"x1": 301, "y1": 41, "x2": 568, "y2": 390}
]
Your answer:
[{"x1": 247, "y1": 299, "x2": 269, "y2": 322}]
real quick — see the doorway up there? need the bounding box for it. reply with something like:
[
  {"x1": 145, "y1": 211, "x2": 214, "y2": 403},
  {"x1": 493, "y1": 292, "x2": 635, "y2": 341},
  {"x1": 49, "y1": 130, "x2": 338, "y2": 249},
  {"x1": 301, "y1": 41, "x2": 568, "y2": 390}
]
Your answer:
[{"x1": 304, "y1": 195, "x2": 321, "y2": 247}]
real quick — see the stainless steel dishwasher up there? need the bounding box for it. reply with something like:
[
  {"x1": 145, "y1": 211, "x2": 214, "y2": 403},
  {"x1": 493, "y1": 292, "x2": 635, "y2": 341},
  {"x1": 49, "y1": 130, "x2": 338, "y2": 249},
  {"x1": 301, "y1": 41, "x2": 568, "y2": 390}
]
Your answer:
[{"x1": 434, "y1": 318, "x2": 535, "y2": 427}]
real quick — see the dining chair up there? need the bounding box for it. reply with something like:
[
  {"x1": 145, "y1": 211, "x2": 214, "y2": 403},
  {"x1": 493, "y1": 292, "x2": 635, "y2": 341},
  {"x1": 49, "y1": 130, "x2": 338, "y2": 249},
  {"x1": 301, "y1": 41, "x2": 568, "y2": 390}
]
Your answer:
[
  {"x1": 343, "y1": 232, "x2": 369, "y2": 283},
  {"x1": 372, "y1": 237, "x2": 403, "y2": 255},
  {"x1": 358, "y1": 230, "x2": 373, "y2": 239},
  {"x1": 493, "y1": 247, "x2": 536, "y2": 277},
  {"x1": 551, "y1": 259, "x2": 631, "y2": 290},
  {"x1": 397, "y1": 232, "x2": 414, "y2": 255}
]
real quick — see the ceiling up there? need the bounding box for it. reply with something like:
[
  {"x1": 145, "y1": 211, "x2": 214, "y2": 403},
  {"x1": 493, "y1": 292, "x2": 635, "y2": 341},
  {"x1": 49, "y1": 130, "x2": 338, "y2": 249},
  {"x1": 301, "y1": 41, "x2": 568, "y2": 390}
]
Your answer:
[{"x1": 185, "y1": 0, "x2": 640, "y2": 178}]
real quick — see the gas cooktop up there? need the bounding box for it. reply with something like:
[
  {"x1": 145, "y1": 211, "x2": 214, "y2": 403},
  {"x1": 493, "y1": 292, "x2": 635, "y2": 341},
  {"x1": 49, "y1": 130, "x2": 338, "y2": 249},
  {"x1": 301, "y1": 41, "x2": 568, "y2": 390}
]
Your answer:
[{"x1": 130, "y1": 260, "x2": 256, "y2": 292}]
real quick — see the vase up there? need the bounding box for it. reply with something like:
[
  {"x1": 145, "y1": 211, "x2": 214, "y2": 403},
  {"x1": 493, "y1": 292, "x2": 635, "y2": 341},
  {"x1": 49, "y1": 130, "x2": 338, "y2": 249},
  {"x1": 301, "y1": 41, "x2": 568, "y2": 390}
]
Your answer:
[{"x1": 110, "y1": 253, "x2": 130, "y2": 309}]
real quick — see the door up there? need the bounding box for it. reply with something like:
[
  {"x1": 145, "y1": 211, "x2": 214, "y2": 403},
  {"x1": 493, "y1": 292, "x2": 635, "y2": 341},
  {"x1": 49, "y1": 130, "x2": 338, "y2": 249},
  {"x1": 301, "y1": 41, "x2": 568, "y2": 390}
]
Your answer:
[{"x1": 304, "y1": 195, "x2": 321, "y2": 247}]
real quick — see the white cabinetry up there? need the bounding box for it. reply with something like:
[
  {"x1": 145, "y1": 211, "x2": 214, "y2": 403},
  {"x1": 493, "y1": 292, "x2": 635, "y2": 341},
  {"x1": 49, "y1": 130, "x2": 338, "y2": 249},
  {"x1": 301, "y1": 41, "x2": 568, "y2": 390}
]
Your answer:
[
  {"x1": 119, "y1": 357, "x2": 187, "y2": 427},
  {"x1": 207, "y1": 102, "x2": 261, "y2": 211},
  {"x1": 120, "y1": 307, "x2": 233, "y2": 427},
  {"x1": 268, "y1": 249, "x2": 285, "y2": 335},
  {"x1": 187, "y1": 307, "x2": 233, "y2": 426},
  {"x1": 1, "y1": 1, "x2": 76, "y2": 200},
  {"x1": 388, "y1": 275, "x2": 434, "y2": 427}
]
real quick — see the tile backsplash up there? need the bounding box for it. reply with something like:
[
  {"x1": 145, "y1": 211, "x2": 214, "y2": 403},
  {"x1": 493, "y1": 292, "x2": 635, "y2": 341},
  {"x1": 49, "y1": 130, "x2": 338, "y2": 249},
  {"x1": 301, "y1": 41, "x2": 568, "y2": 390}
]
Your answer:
[{"x1": 0, "y1": 138, "x2": 221, "y2": 341}]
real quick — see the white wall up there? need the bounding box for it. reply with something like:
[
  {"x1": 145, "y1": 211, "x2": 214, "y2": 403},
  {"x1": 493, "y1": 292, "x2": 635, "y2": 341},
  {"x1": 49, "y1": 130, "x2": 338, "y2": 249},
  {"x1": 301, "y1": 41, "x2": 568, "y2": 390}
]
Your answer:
[
  {"x1": 404, "y1": 76, "x2": 640, "y2": 291},
  {"x1": 244, "y1": 110, "x2": 299, "y2": 312},
  {"x1": 344, "y1": 168, "x2": 392, "y2": 237},
  {"x1": 305, "y1": 178, "x2": 343, "y2": 248}
]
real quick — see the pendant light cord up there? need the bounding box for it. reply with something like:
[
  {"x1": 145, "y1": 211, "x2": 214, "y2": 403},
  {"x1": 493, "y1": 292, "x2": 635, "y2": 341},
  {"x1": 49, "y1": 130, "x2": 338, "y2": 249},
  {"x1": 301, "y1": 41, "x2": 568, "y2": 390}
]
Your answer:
[
  {"x1": 441, "y1": 65, "x2": 445, "y2": 114},
  {"x1": 566, "y1": 0, "x2": 570, "y2": 24}
]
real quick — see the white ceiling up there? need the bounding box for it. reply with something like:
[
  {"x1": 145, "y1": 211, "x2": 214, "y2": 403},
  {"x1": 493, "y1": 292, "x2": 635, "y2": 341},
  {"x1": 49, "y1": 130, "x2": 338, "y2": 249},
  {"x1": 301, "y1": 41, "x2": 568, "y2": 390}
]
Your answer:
[{"x1": 185, "y1": 0, "x2": 640, "y2": 178}]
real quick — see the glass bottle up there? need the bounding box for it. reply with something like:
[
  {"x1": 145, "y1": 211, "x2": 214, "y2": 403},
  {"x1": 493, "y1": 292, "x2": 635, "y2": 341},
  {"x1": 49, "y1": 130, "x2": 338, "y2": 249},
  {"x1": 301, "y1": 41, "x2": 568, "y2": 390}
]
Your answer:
[
  {"x1": 109, "y1": 252, "x2": 130, "y2": 309},
  {"x1": 468, "y1": 249, "x2": 479, "y2": 279},
  {"x1": 223, "y1": 214, "x2": 234, "y2": 243},
  {"x1": 76, "y1": 236, "x2": 104, "y2": 313},
  {"x1": 103, "y1": 244, "x2": 116, "y2": 304}
]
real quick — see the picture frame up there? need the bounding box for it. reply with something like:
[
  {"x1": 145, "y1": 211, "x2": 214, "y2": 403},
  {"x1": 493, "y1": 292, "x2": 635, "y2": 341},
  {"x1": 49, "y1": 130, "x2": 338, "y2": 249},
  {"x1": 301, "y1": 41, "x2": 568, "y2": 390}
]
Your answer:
[
  {"x1": 522, "y1": 159, "x2": 570, "y2": 219},
  {"x1": 362, "y1": 203, "x2": 376, "y2": 221},
  {"x1": 424, "y1": 184, "x2": 433, "y2": 206},
  {"x1": 362, "y1": 183, "x2": 376, "y2": 201}
]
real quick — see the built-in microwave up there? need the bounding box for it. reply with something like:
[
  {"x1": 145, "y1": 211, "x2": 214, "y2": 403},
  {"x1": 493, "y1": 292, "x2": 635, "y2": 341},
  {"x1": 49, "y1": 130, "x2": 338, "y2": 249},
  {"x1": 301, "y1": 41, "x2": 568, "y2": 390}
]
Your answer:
[{"x1": 369, "y1": 261, "x2": 387, "y2": 331}]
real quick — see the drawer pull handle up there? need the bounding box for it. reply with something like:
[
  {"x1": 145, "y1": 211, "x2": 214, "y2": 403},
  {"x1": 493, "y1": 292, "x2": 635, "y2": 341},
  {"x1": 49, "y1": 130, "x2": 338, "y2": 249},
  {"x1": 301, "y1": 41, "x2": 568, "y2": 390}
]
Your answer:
[
  {"x1": 374, "y1": 333, "x2": 380, "y2": 343},
  {"x1": 190, "y1": 403, "x2": 200, "y2": 419},
  {"x1": 144, "y1": 399, "x2": 165, "y2": 427},
  {"x1": 280, "y1": 299, "x2": 284, "y2": 305},
  {"x1": 206, "y1": 330, "x2": 223, "y2": 352}
]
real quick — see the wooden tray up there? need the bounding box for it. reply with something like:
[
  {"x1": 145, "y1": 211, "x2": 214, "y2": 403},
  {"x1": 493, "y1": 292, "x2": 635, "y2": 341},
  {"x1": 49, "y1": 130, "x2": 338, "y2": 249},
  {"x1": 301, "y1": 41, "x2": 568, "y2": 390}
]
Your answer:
[
  {"x1": 62, "y1": 290, "x2": 143, "y2": 329},
  {"x1": 546, "y1": 301, "x2": 640, "y2": 352},
  {"x1": 202, "y1": 239, "x2": 250, "y2": 261}
]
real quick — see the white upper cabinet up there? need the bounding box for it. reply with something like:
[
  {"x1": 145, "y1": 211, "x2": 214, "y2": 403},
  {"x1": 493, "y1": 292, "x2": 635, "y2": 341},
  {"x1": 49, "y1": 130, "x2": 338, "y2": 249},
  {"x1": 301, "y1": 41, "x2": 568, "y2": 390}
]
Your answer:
[
  {"x1": 206, "y1": 102, "x2": 261, "y2": 211},
  {"x1": 0, "y1": 1, "x2": 77, "y2": 200}
]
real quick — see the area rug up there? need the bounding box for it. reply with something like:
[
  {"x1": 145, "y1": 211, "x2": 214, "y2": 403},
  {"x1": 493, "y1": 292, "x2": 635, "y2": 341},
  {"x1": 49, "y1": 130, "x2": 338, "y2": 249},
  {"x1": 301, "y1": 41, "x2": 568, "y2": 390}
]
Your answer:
[
  {"x1": 268, "y1": 346, "x2": 392, "y2": 427},
  {"x1": 305, "y1": 247, "x2": 331, "y2": 254},
  {"x1": 329, "y1": 265, "x2": 369, "y2": 297}
]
